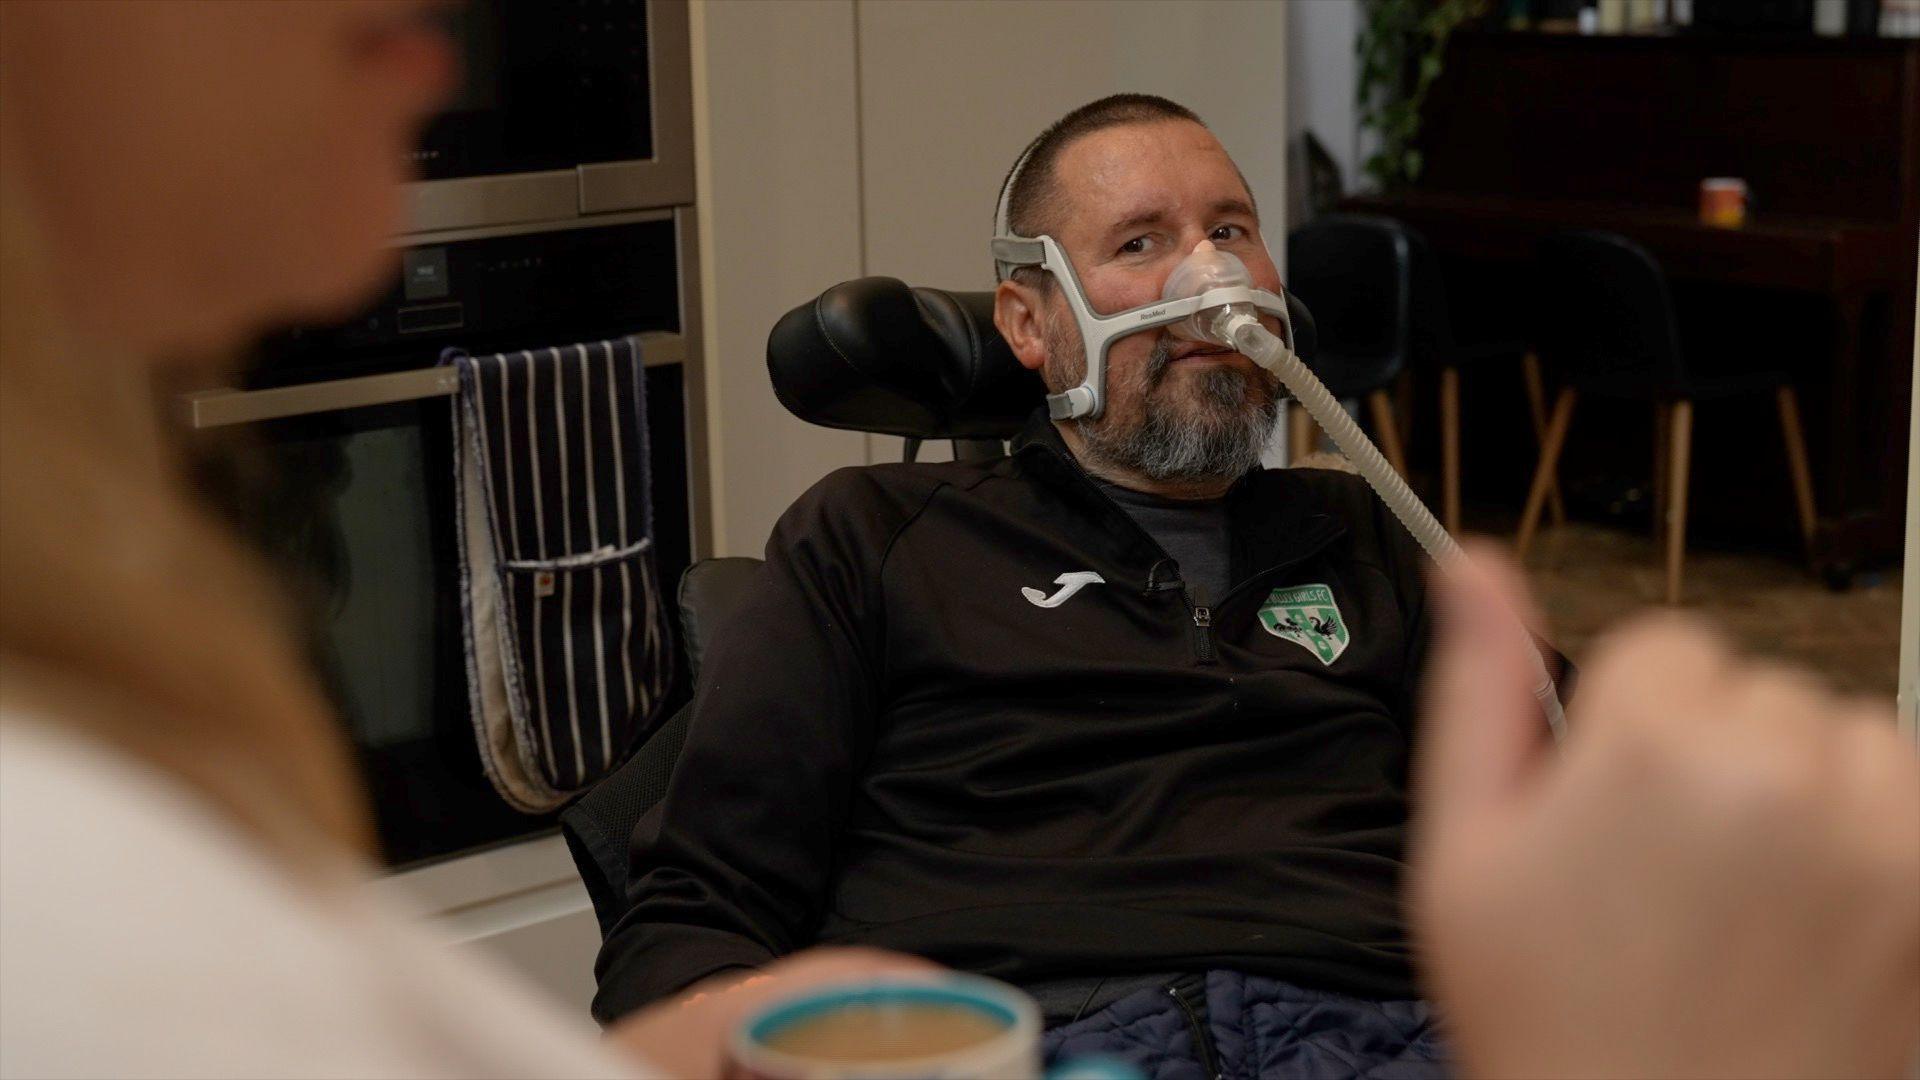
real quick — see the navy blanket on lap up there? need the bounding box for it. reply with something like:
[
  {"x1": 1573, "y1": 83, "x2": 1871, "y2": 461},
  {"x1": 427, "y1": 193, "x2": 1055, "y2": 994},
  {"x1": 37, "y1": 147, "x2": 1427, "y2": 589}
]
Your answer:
[{"x1": 1044, "y1": 972, "x2": 1448, "y2": 1080}]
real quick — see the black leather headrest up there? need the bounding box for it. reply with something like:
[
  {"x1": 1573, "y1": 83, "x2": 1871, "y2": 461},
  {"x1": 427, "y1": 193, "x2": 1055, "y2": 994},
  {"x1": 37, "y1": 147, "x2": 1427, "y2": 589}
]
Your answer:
[{"x1": 767, "y1": 277, "x2": 1319, "y2": 440}]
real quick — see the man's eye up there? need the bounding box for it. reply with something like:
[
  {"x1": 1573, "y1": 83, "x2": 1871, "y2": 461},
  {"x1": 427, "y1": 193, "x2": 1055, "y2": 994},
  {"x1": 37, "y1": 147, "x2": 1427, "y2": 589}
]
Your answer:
[
  {"x1": 1118, "y1": 236, "x2": 1149, "y2": 255},
  {"x1": 1210, "y1": 224, "x2": 1246, "y2": 242}
]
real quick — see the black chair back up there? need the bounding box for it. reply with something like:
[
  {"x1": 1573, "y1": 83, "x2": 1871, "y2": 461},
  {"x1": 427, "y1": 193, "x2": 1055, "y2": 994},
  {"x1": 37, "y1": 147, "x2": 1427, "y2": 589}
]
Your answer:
[
  {"x1": 1286, "y1": 214, "x2": 1413, "y2": 399},
  {"x1": 1533, "y1": 230, "x2": 1689, "y2": 396},
  {"x1": 767, "y1": 280, "x2": 1040, "y2": 440},
  {"x1": 1405, "y1": 226, "x2": 1458, "y2": 364},
  {"x1": 1406, "y1": 226, "x2": 1531, "y2": 370}
]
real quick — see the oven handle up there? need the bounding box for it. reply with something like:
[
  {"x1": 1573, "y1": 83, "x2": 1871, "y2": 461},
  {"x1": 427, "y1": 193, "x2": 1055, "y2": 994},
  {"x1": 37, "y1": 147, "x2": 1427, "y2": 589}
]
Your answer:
[{"x1": 181, "y1": 332, "x2": 687, "y2": 429}]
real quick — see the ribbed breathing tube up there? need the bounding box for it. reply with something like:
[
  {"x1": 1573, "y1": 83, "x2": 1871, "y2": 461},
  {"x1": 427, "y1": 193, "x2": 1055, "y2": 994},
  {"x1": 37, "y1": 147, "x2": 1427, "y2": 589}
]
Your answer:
[
  {"x1": 1166, "y1": 242, "x2": 1568, "y2": 739},
  {"x1": 1221, "y1": 313, "x2": 1461, "y2": 562}
]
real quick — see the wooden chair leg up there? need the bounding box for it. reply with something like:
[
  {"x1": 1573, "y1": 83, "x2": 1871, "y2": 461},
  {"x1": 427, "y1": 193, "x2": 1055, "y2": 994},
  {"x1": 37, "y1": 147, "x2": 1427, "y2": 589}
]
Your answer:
[
  {"x1": 1366, "y1": 390, "x2": 1408, "y2": 478},
  {"x1": 1440, "y1": 366, "x2": 1461, "y2": 534},
  {"x1": 1288, "y1": 403, "x2": 1316, "y2": 464},
  {"x1": 1664, "y1": 399, "x2": 1694, "y2": 605},
  {"x1": 1521, "y1": 351, "x2": 1568, "y2": 526},
  {"x1": 1400, "y1": 371, "x2": 1419, "y2": 454},
  {"x1": 1652, "y1": 401, "x2": 1670, "y2": 544},
  {"x1": 1517, "y1": 388, "x2": 1578, "y2": 559},
  {"x1": 1775, "y1": 386, "x2": 1819, "y2": 564}
]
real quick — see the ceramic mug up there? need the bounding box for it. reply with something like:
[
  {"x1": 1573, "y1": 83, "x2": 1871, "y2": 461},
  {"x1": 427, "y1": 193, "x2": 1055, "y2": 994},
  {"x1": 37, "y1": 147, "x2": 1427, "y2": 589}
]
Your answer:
[{"x1": 726, "y1": 975, "x2": 1041, "y2": 1080}]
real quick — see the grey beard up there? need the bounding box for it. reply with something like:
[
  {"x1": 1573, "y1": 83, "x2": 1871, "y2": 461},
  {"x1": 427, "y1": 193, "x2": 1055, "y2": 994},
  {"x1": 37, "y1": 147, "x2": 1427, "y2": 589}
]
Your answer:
[{"x1": 1050, "y1": 326, "x2": 1279, "y2": 484}]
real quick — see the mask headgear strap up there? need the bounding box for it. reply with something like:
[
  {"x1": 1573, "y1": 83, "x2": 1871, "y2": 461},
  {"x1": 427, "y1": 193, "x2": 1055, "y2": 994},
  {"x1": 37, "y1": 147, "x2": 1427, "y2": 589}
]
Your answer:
[{"x1": 993, "y1": 136, "x2": 1041, "y2": 282}]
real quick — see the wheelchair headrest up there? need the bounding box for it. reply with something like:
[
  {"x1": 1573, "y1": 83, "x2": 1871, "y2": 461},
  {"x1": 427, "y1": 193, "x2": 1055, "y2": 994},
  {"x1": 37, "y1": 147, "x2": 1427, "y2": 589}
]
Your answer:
[{"x1": 767, "y1": 277, "x2": 1319, "y2": 440}]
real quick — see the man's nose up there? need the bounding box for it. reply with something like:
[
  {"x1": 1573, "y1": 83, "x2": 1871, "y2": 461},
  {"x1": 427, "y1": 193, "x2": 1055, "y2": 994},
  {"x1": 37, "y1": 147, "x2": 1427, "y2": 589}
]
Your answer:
[{"x1": 1149, "y1": 238, "x2": 1214, "y2": 296}]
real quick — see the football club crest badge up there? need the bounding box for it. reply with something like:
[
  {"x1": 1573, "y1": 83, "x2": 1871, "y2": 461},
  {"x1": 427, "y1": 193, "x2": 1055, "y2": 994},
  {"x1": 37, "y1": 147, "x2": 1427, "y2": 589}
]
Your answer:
[{"x1": 1257, "y1": 583, "x2": 1349, "y2": 666}]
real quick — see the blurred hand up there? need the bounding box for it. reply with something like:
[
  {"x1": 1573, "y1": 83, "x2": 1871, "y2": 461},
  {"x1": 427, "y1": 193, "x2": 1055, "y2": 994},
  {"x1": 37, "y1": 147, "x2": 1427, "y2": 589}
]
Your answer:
[
  {"x1": 1413, "y1": 548, "x2": 1920, "y2": 1080},
  {"x1": 605, "y1": 946, "x2": 942, "y2": 1077}
]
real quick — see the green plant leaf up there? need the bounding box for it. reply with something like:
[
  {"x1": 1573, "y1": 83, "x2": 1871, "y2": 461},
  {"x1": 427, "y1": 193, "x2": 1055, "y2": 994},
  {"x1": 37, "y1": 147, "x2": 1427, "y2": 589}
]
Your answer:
[{"x1": 1354, "y1": 0, "x2": 1488, "y2": 191}]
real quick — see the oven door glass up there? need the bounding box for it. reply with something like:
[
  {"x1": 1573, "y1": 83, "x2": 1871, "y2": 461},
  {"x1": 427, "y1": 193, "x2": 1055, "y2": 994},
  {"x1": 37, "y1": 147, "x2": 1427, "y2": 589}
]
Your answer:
[
  {"x1": 193, "y1": 364, "x2": 693, "y2": 868},
  {"x1": 200, "y1": 397, "x2": 551, "y2": 866},
  {"x1": 418, "y1": 0, "x2": 654, "y2": 180}
]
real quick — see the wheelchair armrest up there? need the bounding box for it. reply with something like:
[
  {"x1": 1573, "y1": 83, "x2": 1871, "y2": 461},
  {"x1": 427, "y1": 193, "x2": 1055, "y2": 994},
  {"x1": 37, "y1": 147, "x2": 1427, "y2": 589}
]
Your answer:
[
  {"x1": 560, "y1": 701, "x2": 695, "y2": 936},
  {"x1": 562, "y1": 555, "x2": 768, "y2": 937},
  {"x1": 678, "y1": 557, "x2": 766, "y2": 677}
]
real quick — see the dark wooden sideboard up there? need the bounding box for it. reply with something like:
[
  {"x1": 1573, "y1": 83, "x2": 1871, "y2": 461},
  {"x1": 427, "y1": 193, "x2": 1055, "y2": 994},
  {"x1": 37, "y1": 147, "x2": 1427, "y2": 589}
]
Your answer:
[{"x1": 1348, "y1": 31, "x2": 1917, "y2": 579}]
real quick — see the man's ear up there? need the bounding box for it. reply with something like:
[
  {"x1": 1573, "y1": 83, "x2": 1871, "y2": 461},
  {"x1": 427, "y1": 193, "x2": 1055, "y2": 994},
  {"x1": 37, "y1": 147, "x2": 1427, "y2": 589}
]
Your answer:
[{"x1": 993, "y1": 278, "x2": 1049, "y2": 373}]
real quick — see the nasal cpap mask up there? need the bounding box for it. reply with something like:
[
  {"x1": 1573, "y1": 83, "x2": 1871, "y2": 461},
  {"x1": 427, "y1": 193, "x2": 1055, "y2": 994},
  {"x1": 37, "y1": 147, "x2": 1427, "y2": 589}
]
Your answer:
[
  {"x1": 990, "y1": 156, "x2": 1568, "y2": 738},
  {"x1": 990, "y1": 164, "x2": 1293, "y2": 422}
]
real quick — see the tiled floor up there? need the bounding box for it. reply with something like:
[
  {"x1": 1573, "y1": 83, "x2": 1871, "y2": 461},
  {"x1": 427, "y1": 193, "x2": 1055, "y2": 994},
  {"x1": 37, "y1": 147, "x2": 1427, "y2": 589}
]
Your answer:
[{"x1": 1495, "y1": 521, "x2": 1903, "y2": 698}]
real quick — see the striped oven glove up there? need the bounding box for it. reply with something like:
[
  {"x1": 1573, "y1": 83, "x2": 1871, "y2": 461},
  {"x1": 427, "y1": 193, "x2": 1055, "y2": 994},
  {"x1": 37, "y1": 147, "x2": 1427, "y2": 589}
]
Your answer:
[{"x1": 444, "y1": 337, "x2": 675, "y2": 813}]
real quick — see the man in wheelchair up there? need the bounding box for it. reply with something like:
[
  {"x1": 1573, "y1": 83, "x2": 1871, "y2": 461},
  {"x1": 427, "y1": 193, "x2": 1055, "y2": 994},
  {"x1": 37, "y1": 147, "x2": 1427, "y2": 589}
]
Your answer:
[{"x1": 591, "y1": 95, "x2": 1564, "y2": 1078}]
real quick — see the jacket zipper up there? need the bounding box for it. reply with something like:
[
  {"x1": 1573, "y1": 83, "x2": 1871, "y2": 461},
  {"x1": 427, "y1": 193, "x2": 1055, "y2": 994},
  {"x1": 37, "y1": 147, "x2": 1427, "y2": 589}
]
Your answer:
[
  {"x1": 1166, "y1": 979, "x2": 1224, "y2": 1080},
  {"x1": 1184, "y1": 528, "x2": 1347, "y2": 665},
  {"x1": 1184, "y1": 590, "x2": 1217, "y2": 665},
  {"x1": 1033, "y1": 444, "x2": 1334, "y2": 669}
]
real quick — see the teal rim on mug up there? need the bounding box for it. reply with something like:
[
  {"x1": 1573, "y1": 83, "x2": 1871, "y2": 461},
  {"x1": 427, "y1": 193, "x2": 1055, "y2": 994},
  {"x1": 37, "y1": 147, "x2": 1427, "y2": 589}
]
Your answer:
[
  {"x1": 729, "y1": 975, "x2": 1041, "y2": 1080},
  {"x1": 747, "y1": 983, "x2": 1020, "y2": 1043}
]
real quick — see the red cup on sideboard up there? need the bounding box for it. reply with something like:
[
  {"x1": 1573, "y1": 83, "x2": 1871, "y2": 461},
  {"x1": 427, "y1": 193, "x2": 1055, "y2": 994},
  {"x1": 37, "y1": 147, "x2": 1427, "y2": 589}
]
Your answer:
[{"x1": 1699, "y1": 177, "x2": 1749, "y2": 228}]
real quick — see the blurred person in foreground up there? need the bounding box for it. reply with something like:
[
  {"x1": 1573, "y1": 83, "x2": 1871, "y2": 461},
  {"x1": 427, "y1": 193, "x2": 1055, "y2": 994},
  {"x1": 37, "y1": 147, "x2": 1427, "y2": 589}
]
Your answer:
[
  {"x1": 0, "y1": 4, "x2": 1914, "y2": 1080},
  {"x1": 0, "y1": 4, "x2": 927, "y2": 1078},
  {"x1": 1415, "y1": 549, "x2": 1919, "y2": 1079}
]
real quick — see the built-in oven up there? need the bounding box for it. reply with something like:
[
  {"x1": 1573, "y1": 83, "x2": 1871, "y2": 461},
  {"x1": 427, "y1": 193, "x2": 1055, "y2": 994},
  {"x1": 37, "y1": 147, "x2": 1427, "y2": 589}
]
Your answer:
[
  {"x1": 185, "y1": 211, "x2": 705, "y2": 868},
  {"x1": 407, "y1": 0, "x2": 693, "y2": 234}
]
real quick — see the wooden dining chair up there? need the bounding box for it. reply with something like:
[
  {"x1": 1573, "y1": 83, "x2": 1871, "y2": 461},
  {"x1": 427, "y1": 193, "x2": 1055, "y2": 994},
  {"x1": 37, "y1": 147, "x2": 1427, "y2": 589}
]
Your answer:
[
  {"x1": 1517, "y1": 230, "x2": 1817, "y2": 604},
  {"x1": 1404, "y1": 227, "x2": 1566, "y2": 534}
]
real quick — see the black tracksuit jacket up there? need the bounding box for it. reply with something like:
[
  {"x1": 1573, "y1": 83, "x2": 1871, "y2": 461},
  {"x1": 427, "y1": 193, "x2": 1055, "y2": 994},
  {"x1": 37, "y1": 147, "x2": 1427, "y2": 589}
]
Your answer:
[{"x1": 593, "y1": 412, "x2": 1524, "y2": 1022}]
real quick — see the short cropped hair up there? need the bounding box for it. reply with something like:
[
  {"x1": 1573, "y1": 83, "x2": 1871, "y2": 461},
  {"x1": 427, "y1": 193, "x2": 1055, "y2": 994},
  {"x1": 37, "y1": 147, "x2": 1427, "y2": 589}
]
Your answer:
[
  {"x1": 999, "y1": 94, "x2": 1254, "y2": 288},
  {"x1": 997, "y1": 94, "x2": 1203, "y2": 242}
]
